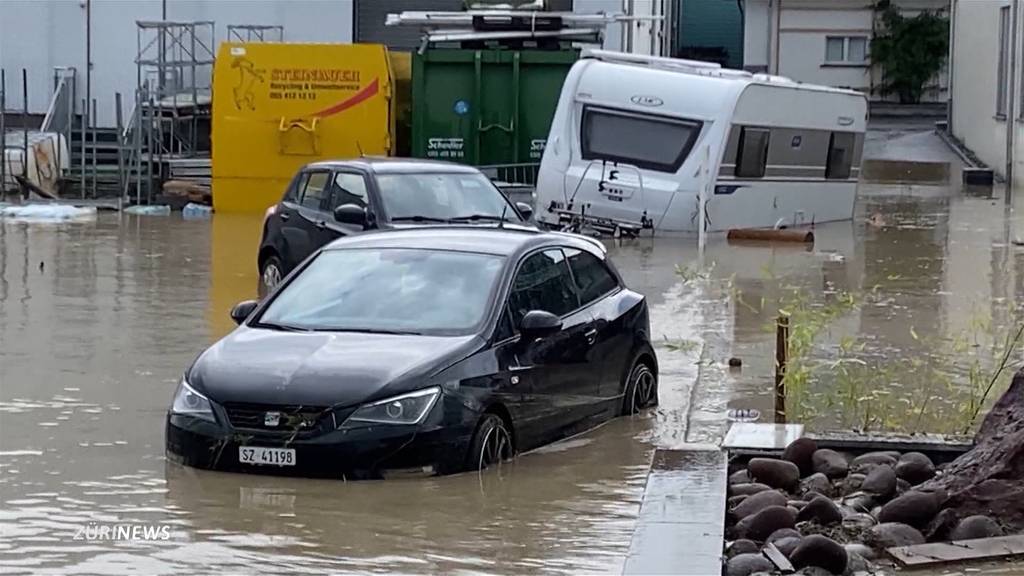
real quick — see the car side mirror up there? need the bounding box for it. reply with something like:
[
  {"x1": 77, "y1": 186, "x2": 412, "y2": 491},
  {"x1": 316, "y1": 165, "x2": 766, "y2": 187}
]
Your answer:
[
  {"x1": 230, "y1": 300, "x2": 259, "y2": 325},
  {"x1": 334, "y1": 204, "x2": 368, "y2": 229},
  {"x1": 520, "y1": 310, "x2": 562, "y2": 339},
  {"x1": 516, "y1": 202, "x2": 533, "y2": 221}
]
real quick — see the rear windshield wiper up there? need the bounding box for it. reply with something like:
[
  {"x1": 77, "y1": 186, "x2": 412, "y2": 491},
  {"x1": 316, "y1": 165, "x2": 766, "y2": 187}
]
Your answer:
[{"x1": 390, "y1": 215, "x2": 450, "y2": 223}]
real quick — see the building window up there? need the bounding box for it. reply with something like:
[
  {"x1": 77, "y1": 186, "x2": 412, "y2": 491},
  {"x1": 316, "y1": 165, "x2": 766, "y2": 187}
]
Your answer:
[
  {"x1": 826, "y1": 132, "x2": 855, "y2": 180},
  {"x1": 825, "y1": 36, "x2": 869, "y2": 64},
  {"x1": 998, "y1": 6, "x2": 1010, "y2": 118},
  {"x1": 735, "y1": 128, "x2": 770, "y2": 179}
]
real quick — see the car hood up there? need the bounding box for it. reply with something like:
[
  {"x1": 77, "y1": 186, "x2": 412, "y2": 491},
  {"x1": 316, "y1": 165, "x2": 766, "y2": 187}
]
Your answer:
[{"x1": 188, "y1": 328, "x2": 481, "y2": 408}]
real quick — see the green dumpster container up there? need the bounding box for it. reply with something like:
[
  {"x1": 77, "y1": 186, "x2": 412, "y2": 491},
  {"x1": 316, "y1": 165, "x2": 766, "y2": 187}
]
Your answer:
[{"x1": 411, "y1": 48, "x2": 578, "y2": 168}]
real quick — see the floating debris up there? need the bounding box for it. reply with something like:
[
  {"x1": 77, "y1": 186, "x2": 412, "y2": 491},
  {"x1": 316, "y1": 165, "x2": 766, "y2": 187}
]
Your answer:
[{"x1": 728, "y1": 408, "x2": 761, "y2": 422}]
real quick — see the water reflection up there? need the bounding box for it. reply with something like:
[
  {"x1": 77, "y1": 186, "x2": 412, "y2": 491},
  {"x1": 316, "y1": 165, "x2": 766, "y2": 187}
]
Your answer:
[{"x1": 1, "y1": 174, "x2": 1022, "y2": 572}]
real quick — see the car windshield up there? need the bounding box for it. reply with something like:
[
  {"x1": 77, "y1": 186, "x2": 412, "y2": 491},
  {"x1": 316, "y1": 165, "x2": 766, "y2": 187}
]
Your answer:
[
  {"x1": 376, "y1": 172, "x2": 522, "y2": 222},
  {"x1": 257, "y1": 248, "x2": 505, "y2": 335}
]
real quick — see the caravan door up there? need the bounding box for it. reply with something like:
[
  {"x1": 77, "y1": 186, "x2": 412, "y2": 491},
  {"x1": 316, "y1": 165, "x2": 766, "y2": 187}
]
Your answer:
[{"x1": 565, "y1": 106, "x2": 702, "y2": 230}]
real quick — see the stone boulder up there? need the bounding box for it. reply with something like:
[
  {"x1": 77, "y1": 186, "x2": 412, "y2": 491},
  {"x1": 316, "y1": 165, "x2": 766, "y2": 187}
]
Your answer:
[
  {"x1": 767, "y1": 527, "x2": 802, "y2": 543},
  {"x1": 878, "y1": 490, "x2": 940, "y2": 529},
  {"x1": 841, "y1": 473, "x2": 867, "y2": 496},
  {"x1": 774, "y1": 536, "x2": 802, "y2": 558},
  {"x1": 895, "y1": 452, "x2": 936, "y2": 485},
  {"x1": 730, "y1": 483, "x2": 773, "y2": 497},
  {"x1": 796, "y1": 495, "x2": 843, "y2": 526},
  {"x1": 950, "y1": 515, "x2": 1003, "y2": 540},
  {"x1": 800, "y1": 473, "x2": 833, "y2": 498},
  {"x1": 727, "y1": 539, "x2": 760, "y2": 557},
  {"x1": 735, "y1": 505, "x2": 797, "y2": 542},
  {"x1": 812, "y1": 449, "x2": 849, "y2": 479},
  {"x1": 850, "y1": 451, "x2": 898, "y2": 473},
  {"x1": 789, "y1": 534, "x2": 848, "y2": 575},
  {"x1": 861, "y1": 464, "x2": 897, "y2": 501},
  {"x1": 783, "y1": 437, "x2": 819, "y2": 477},
  {"x1": 918, "y1": 368, "x2": 1024, "y2": 532},
  {"x1": 730, "y1": 469, "x2": 752, "y2": 486},
  {"x1": 725, "y1": 553, "x2": 773, "y2": 576},
  {"x1": 748, "y1": 458, "x2": 801, "y2": 491},
  {"x1": 844, "y1": 542, "x2": 877, "y2": 561},
  {"x1": 867, "y1": 522, "x2": 925, "y2": 549},
  {"x1": 733, "y1": 489, "x2": 788, "y2": 520}
]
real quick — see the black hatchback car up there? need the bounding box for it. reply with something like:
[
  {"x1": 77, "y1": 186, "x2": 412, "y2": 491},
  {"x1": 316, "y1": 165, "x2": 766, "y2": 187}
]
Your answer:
[
  {"x1": 257, "y1": 158, "x2": 533, "y2": 292},
  {"x1": 167, "y1": 227, "x2": 658, "y2": 478}
]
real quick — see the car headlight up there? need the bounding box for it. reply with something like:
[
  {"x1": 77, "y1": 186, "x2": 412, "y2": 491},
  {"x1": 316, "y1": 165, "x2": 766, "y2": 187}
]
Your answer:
[
  {"x1": 345, "y1": 387, "x2": 440, "y2": 426},
  {"x1": 171, "y1": 378, "x2": 216, "y2": 423}
]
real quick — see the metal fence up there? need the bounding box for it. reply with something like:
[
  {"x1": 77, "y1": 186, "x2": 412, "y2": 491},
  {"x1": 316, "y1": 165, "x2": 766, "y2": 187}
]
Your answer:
[{"x1": 477, "y1": 162, "x2": 539, "y2": 187}]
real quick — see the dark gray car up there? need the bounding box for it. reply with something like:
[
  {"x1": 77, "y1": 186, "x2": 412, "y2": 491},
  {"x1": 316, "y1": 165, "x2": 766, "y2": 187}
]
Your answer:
[{"x1": 257, "y1": 158, "x2": 533, "y2": 292}]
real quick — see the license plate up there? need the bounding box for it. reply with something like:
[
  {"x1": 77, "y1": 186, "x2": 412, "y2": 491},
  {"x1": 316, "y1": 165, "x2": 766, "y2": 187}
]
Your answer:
[{"x1": 238, "y1": 446, "x2": 296, "y2": 466}]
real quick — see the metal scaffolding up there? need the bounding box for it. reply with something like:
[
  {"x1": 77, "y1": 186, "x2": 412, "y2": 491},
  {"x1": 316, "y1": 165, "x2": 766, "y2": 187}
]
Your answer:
[
  {"x1": 130, "y1": 20, "x2": 215, "y2": 202},
  {"x1": 227, "y1": 24, "x2": 284, "y2": 43}
]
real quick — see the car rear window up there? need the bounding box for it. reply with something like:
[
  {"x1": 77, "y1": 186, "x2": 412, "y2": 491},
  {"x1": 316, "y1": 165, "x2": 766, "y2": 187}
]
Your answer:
[
  {"x1": 581, "y1": 106, "x2": 702, "y2": 173},
  {"x1": 257, "y1": 248, "x2": 505, "y2": 336}
]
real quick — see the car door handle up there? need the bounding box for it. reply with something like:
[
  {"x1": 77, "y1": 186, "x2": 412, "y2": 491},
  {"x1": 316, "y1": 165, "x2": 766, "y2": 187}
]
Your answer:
[
  {"x1": 584, "y1": 328, "x2": 598, "y2": 345},
  {"x1": 278, "y1": 212, "x2": 290, "y2": 221}
]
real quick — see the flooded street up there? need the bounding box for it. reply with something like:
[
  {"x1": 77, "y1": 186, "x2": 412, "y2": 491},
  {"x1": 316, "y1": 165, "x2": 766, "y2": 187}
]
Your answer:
[{"x1": 2, "y1": 121, "x2": 1023, "y2": 574}]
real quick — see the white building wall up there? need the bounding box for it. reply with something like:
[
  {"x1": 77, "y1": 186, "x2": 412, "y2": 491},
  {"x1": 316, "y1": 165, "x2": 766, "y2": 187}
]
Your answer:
[
  {"x1": 0, "y1": 0, "x2": 354, "y2": 126},
  {"x1": 950, "y1": 1, "x2": 1005, "y2": 179},
  {"x1": 743, "y1": 0, "x2": 771, "y2": 71},
  {"x1": 743, "y1": 0, "x2": 948, "y2": 101}
]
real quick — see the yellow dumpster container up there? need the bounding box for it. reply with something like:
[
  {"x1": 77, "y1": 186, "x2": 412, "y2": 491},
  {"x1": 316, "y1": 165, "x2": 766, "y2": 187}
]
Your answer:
[{"x1": 212, "y1": 42, "x2": 394, "y2": 213}]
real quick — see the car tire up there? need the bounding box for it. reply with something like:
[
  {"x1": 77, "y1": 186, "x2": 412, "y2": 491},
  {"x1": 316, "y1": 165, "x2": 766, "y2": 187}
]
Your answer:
[
  {"x1": 621, "y1": 357, "x2": 658, "y2": 415},
  {"x1": 466, "y1": 413, "x2": 514, "y2": 472},
  {"x1": 260, "y1": 254, "x2": 284, "y2": 294}
]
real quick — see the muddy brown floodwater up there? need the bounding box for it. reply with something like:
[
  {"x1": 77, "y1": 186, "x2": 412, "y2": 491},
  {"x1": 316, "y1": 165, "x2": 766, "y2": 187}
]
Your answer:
[{"x1": 1, "y1": 122, "x2": 1023, "y2": 574}]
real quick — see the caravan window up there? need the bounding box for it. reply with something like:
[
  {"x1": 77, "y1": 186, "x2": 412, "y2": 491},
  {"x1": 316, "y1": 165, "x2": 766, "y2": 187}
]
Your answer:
[
  {"x1": 826, "y1": 132, "x2": 856, "y2": 180},
  {"x1": 735, "y1": 128, "x2": 770, "y2": 178},
  {"x1": 581, "y1": 107, "x2": 701, "y2": 173}
]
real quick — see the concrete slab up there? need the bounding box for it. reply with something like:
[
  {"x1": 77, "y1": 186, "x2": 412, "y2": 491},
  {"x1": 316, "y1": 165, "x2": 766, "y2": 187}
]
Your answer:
[
  {"x1": 722, "y1": 423, "x2": 805, "y2": 451},
  {"x1": 623, "y1": 448, "x2": 727, "y2": 576}
]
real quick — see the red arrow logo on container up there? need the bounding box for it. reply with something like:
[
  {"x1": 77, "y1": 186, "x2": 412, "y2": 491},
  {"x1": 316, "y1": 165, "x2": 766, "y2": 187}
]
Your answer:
[{"x1": 311, "y1": 78, "x2": 380, "y2": 118}]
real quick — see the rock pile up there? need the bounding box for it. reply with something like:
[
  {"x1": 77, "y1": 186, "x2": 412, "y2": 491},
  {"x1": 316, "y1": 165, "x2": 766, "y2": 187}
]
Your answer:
[
  {"x1": 724, "y1": 440, "x2": 999, "y2": 576},
  {"x1": 725, "y1": 370, "x2": 1024, "y2": 575}
]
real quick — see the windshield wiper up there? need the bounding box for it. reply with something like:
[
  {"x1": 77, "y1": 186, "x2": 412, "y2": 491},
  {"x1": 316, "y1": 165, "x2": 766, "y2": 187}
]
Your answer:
[
  {"x1": 310, "y1": 327, "x2": 423, "y2": 336},
  {"x1": 390, "y1": 215, "x2": 450, "y2": 223},
  {"x1": 256, "y1": 321, "x2": 312, "y2": 333},
  {"x1": 447, "y1": 214, "x2": 516, "y2": 223}
]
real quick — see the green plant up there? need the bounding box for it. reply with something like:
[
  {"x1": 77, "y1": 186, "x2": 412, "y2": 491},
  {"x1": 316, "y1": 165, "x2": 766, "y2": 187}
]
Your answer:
[{"x1": 871, "y1": 1, "x2": 949, "y2": 104}]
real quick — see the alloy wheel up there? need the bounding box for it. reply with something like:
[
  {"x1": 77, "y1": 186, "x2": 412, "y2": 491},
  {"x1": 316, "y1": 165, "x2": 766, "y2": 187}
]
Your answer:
[
  {"x1": 477, "y1": 422, "x2": 513, "y2": 471},
  {"x1": 629, "y1": 364, "x2": 657, "y2": 414}
]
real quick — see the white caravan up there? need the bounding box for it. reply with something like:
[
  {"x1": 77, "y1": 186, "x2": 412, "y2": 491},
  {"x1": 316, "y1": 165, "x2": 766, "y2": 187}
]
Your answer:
[{"x1": 534, "y1": 50, "x2": 868, "y2": 236}]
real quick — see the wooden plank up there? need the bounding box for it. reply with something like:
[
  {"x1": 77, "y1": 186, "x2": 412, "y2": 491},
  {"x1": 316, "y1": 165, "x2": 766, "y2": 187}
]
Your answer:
[
  {"x1": 887, "y1": 535, "x2": 1024, "y2": 567},
  {"x1": 763, "y1": 542, "x2": 794, "y2": 573}
]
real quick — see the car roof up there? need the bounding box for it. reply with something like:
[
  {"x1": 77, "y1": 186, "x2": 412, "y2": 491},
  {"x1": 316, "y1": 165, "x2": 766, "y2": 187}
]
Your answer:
[
  {"x1": 321, "y1": 226, "x2": 607, "y2": 258},
  {"x1": 305, "y1": 157, "x2": 483, "y2": 175}
]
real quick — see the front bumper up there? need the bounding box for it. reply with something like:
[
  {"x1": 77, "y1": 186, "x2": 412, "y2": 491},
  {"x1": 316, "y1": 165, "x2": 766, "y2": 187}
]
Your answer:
[{"x1": 165, "y1": 398, "x2": 476, "y2": 479}]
